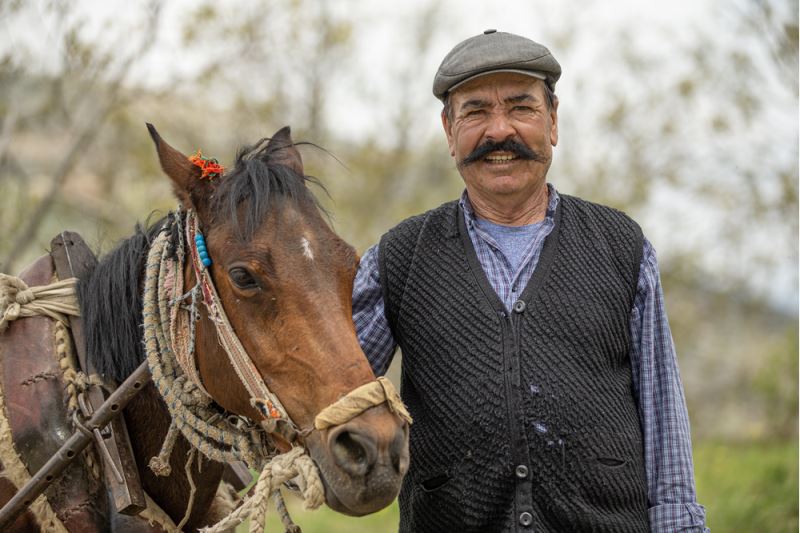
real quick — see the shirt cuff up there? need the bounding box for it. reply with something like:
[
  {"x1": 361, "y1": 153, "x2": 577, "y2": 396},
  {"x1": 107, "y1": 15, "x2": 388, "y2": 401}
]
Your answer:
[{"x1": 649, "y1": 502, "x2": 708, "y2": 532}]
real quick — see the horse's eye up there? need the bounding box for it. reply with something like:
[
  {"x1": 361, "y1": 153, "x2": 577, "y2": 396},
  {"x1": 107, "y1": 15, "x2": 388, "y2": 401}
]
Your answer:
[{"x1": 228, "y1": 267, "x2": 258, "y2": 290}]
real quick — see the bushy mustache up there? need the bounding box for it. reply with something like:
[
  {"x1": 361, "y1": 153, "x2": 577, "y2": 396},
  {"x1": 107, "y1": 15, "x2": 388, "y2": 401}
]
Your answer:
[{"x1": 458, "y1": 139, "x2": 548, "y2": 168}]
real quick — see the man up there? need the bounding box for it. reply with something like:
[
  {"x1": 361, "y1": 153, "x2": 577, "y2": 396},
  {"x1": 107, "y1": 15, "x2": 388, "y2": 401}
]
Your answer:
[{"x1": 352, "y1": 30, "x2": 708, "y2": 532}]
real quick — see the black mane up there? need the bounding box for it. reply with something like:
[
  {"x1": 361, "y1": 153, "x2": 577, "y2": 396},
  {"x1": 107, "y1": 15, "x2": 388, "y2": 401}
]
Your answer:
[
  {"x1": 212, "y1": 138, "x2": 327, "y2": 241},
  {"x1": 78, "y1": 137, "x2": 325, "y2": 382},
  {"x1": 77, "y1": 218, "x2": 167, "y2": 383}
]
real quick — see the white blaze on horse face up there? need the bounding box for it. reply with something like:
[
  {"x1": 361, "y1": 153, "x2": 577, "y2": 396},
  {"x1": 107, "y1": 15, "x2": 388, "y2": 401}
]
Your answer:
[{"x1": 301, "y1": 236, "x2": 314, "y2": 261}]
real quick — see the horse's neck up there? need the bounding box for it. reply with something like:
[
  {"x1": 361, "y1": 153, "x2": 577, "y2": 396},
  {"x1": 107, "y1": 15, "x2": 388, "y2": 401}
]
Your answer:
[{"x1": 123, "y1": 383, "x2": 224, "y2": 530}]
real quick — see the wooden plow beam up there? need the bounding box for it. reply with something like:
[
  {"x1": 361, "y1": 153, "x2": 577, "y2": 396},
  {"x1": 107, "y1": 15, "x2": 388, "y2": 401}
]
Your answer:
[
  {"x1": 0, "y1": 362, "x2": 152, "y2": 530},
  {"x1": 51, "y1": 231, "x2": 147, "y2": 515}
]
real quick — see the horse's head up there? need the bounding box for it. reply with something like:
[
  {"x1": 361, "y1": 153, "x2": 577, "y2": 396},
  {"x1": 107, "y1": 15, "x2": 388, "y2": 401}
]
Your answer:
[{"x1": 146, "y1": 125, "x2": 408, "y2": 515}]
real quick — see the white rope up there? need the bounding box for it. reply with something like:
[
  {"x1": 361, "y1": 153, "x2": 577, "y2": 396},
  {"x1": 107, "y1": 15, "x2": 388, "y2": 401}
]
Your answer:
[
  {"x1": 199, "y1": 447, "x2": 323, "y2": 533},
  {"x1": 0, "y1": 274, "x2": 79, "y2": 333}
]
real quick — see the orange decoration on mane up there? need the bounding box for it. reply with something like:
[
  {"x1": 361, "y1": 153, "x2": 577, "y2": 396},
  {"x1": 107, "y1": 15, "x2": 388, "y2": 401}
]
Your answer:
[{"x1": 188, "y1": 150, "x2": 224, "y2": 180}]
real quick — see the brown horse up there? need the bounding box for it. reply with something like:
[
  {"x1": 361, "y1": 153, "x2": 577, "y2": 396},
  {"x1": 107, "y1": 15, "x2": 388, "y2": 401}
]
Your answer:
[{"x1": 0, "y1": 126, "x2": 409, "y2": 531}]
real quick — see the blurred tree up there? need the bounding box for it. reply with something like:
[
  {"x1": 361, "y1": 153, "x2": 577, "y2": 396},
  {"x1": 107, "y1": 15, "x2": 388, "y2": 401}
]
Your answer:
[
  {"x1": 178, "y1": 0, "x2": 353, "y2": 145},
  {"x1": 0, "y1": 0, "x2": 166, "y2": 271},
  {"x1": 0, "y1": 0, "x2": 354, "y2": 270},
  {"x1": 550, "y1": 0, "x2": 797, "y2": 297},
  {"x1": 321, "y1": 1, "x2": 458, "y2": 250}
]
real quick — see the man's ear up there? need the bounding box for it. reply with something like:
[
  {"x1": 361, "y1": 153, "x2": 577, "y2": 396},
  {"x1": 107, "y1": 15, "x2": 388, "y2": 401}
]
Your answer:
[
  {"x1": 265, "y1": 126, "x2": 304, "y2": 176},
  {"x1": 441, "y1": 109, "x2": 456, "y2": 157},
  {"x1": 549, "y1": 95, "x2": 559, "y2": 147},
  {"x1": 146, "y1": 123, "x2": 208, "y2": 211}
]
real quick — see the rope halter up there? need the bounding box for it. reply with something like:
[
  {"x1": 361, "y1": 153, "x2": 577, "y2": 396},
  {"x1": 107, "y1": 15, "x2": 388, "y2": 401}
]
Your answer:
[{"x1": 143, "y1": 209, "x2": 411, "y2": 532}]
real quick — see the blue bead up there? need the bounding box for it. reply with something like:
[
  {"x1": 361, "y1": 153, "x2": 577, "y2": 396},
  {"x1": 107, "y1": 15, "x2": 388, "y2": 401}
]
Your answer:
[
  {"x1": 199, "y1": 251, "x2": 209, "y2": 260},
  {"x1": 197, "y1": 244, "x2": 206, "y2": 253},
  {"x1": 202, "y1": 257, "x2": 212, "y2": 267}
]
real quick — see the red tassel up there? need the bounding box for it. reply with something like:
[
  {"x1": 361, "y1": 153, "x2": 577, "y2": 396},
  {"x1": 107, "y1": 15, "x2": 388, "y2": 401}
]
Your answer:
[{"x1": 188, "y1": 150, "x2": 224, "y2": 180}]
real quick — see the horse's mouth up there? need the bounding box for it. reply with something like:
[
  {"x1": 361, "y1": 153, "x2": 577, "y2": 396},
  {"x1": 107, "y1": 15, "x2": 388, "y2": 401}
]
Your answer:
[
  {"x1": 305, "y1": 433, "x2": 406, "y2": 516},
  {"x1": 316, "y1": 461, "x2": 401, "y2": 516},
  {"x1": 295, "y1": 405, "x2": 409, "y2": 516}
]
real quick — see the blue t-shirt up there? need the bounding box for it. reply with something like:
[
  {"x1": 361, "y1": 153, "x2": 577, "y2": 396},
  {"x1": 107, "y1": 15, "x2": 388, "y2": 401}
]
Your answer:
[{"x1": 474, "y1": 217, "x2": 543, "y2": 274}]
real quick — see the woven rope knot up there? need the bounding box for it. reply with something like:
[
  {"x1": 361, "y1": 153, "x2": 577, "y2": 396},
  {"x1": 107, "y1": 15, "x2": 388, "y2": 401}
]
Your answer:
[
  {"x1": 2, "y1": 302, "x2": 21, "y2": 324},
  {"x1": 174, "y1": 376, "x2": 209, "y2": 408},
  {"x1": 71, "y1": 371, "x2": 104, "y2": 392},
  {"x1": 0, "y1": 273, "x2": 30, "y2": 298},
  {"x1": 0, "y1": 274, "x2": 80, "y2": 333},
  {"x1": 148, "y1": 422, "x2": 180, "y2": 477},
  {"x1": 201, "y1": 447, "x2": 324, "y2": 533},
  {"x1": 15, "y1": 287, "x2": 35, "y2": 305}
]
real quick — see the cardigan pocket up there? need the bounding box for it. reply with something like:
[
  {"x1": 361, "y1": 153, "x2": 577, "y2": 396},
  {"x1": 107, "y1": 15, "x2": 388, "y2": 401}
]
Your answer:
[
  {"x1": 407, "y1": 469, "x2": 467, "y2": 532},
  {"x1": 419, "y1": 472, "x2": 451, "y2": 492}
]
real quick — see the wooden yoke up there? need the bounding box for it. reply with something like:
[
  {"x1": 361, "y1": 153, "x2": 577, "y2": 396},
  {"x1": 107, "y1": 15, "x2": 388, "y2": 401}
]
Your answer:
[{"x1": 50, "y1": 232, "x2": 146, "y2": 516}]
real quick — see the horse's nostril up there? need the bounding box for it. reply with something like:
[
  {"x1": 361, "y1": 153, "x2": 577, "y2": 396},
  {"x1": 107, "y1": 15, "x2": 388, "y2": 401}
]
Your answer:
[{"x1": 331, "y1": 428, "x2": 377, "y2": 478}]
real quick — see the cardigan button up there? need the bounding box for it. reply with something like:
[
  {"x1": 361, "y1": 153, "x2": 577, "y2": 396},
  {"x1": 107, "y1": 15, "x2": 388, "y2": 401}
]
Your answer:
[
  {"x1": 513, "y1": 300, "x2": 526, "y2": 313},
  {"x1": 519, "y1": 511, "x2": 533, "y2": 527},
  {"x1": 515, "y1": 464, "x2": 529, "y2": 479}
]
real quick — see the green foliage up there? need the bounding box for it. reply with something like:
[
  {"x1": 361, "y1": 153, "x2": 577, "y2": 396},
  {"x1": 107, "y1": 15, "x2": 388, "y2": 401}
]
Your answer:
[
  {"x1": 237, "y1": 496, "x2": 399, "y2": 533},
  {"x1": 695, "y1": 440, "x2": 798, "y2": 533},
  {"x1": 752, "y1": 328, "x2": 799, "y2": 439}
]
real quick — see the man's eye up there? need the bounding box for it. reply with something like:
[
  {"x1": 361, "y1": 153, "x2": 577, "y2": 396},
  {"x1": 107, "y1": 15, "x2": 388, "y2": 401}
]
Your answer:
[
  {"x1": 513, "y1": 106, "x2": 533, "y2": 112},
  {"x1": 228, "y1": 267, "x2": 259, "y2": 290}
]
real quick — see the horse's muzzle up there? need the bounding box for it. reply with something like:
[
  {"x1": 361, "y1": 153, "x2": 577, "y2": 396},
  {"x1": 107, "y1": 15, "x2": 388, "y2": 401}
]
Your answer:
[{"x1": 309, "y1": 404, "x2": 409, "y2": 515}]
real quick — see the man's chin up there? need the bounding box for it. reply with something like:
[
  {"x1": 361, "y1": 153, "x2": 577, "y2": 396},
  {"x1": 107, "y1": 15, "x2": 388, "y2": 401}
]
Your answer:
[{"x1": 479, "y1": 174, "x2": 532, "y2": 196}]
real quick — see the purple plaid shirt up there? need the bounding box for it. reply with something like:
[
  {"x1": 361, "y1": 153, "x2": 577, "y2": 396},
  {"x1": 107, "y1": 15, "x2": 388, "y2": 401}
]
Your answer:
[{"x1": 352, "y1": 185, "x2": 708, "y2": 532}]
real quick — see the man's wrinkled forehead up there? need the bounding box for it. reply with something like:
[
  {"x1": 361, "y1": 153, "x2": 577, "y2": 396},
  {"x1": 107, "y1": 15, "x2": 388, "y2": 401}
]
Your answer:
[{"x1": 449, "y1": 73, "x2": 547, "y2": 110}]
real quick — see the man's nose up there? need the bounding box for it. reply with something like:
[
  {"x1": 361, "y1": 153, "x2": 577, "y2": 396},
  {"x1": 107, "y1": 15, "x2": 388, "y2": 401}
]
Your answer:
[{"x1": 484, "y1": 110, "x2": 515, "y2": 142}]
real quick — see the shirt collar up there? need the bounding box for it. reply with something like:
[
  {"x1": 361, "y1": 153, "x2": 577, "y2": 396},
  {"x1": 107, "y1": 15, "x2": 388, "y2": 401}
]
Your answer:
[{"x1": 459, "y1": 183, "x2": 560, "y2": 227}]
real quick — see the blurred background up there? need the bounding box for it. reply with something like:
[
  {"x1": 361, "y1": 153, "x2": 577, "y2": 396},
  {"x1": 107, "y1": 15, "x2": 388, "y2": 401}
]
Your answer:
[{"x1": 0, "y1": 0, "x2": 797, "y2": 531}]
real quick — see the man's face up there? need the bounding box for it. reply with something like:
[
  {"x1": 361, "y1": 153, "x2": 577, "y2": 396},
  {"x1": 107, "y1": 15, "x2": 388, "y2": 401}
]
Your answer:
[{"x1": 442, "y1": 73, "x2": 558, "y2": 201}]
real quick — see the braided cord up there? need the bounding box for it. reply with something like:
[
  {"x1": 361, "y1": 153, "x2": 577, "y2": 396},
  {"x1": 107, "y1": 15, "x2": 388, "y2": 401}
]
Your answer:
[
  {"x1": 200, "y1": 447, "x2": 323, "y2": 533},
  {"x1": 143, "y1": 227, "x2": 266, "y2": 468}
]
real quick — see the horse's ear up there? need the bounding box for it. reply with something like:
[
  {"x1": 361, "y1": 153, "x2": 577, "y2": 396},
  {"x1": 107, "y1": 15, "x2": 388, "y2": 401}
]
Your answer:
[
  {"x1": 146, "y1": 123, "x2": 205, "y2": 210},
  {"x1": 266, "y1": 126, "x2": 304, "y2": 176}
]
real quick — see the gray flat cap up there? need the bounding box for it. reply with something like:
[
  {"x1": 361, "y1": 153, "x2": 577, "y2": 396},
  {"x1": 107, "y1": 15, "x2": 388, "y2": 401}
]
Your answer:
[{"x1": 433, "y1": 29, "x2": 561, "y2": 101}]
